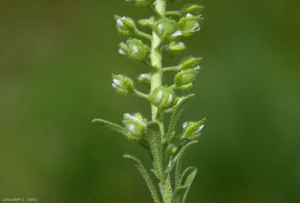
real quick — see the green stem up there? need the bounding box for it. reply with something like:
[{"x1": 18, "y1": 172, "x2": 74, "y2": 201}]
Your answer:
[
  {"x1": 150, "y1": 32, "x2": 163, "y2": 120},
  {"x1": 136, "y1": 29, "x2": 153, "y2": 40},
  {"x1": 166, "y1": 11, "x2": 182, "y2": 17},
  {"x1": 155, "y1": 0, "x2": 166, "y2": 17},
  {"x1": 163, "y1": 66, "x2": 181, "y2": 72},
  {"x1": 133, "y1": 89, "x2": 149, "y2": 100},
  {"x1": 150, "y1": 1, "x2": 173, "y2": 203}
]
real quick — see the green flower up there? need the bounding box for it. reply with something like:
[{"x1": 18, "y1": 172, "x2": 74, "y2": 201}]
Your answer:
[
  {"x1": 174, "y1": 68, "x2": 199, "y2": 90},
  {"x1": 150, "y1": 86, "x2": 177, "y2": 110},
  {"x1": 123, "y1": 113, "x2": 147, "y2": 140},
  {"x1": 178, "y1": 13, "x2": 203, "y2": 36},
  {"x1": 115, "y1": 15, "x2": 136, "y2": 37},
  {"x1": 181, "y1": 118, "x2": 206, "y2": 140},
  {"x1": 112, "y1": 74, "x2": 134, "y2": 95},
  {"x1": 119, "y1": 38, "x2": 150, "y2": 62},
  {"x1": 154, "y1": 18, "x2": 182, "y2": 42}
]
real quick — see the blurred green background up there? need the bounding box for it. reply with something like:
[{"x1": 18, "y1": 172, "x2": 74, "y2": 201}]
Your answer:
[{"x1": 1, "y1": 0, "x2": 300, "y2": 202}]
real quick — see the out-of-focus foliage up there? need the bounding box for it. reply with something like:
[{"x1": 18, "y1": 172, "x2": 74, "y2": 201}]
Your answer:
[{"x1": 1, "y1": 0, "x2": 299, "y2": 202}]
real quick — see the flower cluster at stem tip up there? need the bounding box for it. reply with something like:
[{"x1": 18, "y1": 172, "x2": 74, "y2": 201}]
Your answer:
[{"x1": 93, "y1": 1, "x2": 206, "y2": 203}]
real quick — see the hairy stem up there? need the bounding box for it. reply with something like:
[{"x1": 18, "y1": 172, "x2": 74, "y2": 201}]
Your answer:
[
  {"x1": 150, "y1": 1, "x2": 173, "y2": 203},
  {"x1": 150, "y1": 31, "x2": 162, "y2": 120}
]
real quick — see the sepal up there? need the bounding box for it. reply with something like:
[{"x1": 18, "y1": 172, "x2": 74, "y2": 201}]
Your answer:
[
  {"x1": 179, "y1": 57, "x2": 202, "y2": 70},
  {"x1": 138, "y1": 17, "x2": 155, "y2": 29},
  {"x1": 168, "y1": 41, "x2": 186, "y2": 54},
  {"x1": 138, "y1": 73, "x2": 151, "y2": 85},
  {"x1": 181, "y1": 4, "x2": 204, "y2": 16}
]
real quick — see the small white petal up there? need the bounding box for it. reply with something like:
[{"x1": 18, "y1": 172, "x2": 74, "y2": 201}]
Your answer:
[
  {"x1": 129, "y1": 124, "x2": 136, "y2": 133},
  {"x1": 186, "y1": 13, "x2": 193, "y2": 17},
  {"x1": 192, "y1": 22, "x2": 200, "y2": 31},
  {"x1": 116, "y1": 19, "x2": 124, "y2": 27},
  {"x1": 118, "y1": 48, "x2": 126, "y2": 55},
  {"x1": 140, "y1": 74, "x2": 150, "y2": 79},
  {"x1": 195, "y1": 65, "x2": 201, "y2": 70},
  {"x1": 113, "y1": 78, "x2": 121, "y2": 86},
  {"x1": 183, "y1": 121, "x2": 188, "y2": 129},
  {"x1": 125, "y1": 113, "x2": 145, "y2": 126},
  {"x1": 170, "y1": 30, "x2": 182, "y2": 38},
  {"x1": 195, "y1": 124, "x2": 204, "y2": 133},
  {"x1": 158, "y1": 24, "x2": 163, "y2": 35},
  {"x1": 132, "y1": 45, "x2": 138, "y2": 53},
  {"x1": 156, "y1": 90, "x2": 163, "y2": 102},
  {"x1": 199, "y1": 124, "x2": 204, "y2": 131},
  {"x1": 166, "y1": 94, "x2": 173, "y2": 106}
]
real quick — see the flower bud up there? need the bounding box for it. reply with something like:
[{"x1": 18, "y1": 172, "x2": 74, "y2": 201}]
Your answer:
[
  {"x1": 112, "y1": 74, "x2": 134, "y2": 95},
  {"x1": 167, "y1": 144, "x2": 178, "y2": 156},
  {"x1": 153, "y1": 18, "x2": 182, "y2": 41},
  {"x1": 138, "y1": 73, "x2": 151, "y2": 85},
  {"x1": 174, "y1": 69, "x2": 198, "y2": 90},
  {"x1": 178, "y1": 14, "x2": 203, "y2": 36},
  {"x1": 181, "y1": 4, "x2": 204, "y2": 16},
  {"x1": 118, "y1": 38, "x2": 150, "y2": 62},
  {"x1": 181, "y1": 118, "x2": 206, "y2": 140},
  {"x1": 138, "y1": 17, "x2": 155, "y2": 29},
  {"x1": 179, "y1": 57, "x2": 202, "y2": 70},
  {"x1": 150, "y1": 86, "x2": 177, "y2": 110},
  {"x1": 126, "y1": 0, "x2": 154, "y2": 7},
  {"x1": 168, "y1": 41, "x2": 186, "y2": 54},
  {"x1": 123, "y1": 113, "x2": 147, "y2": 140},
  {"x1": 115, "y1": 15, "x2": 136, "y2": 37}
]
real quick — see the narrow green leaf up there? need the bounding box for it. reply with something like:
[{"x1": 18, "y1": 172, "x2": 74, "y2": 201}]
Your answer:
[
  {"x1": 171, "y1": 186, "x2": 188, "y2": 203},
  {"x1": 146, "y1": 121, "x2": 164, "y2": 181},
  {"x1": 180, "y1": 167, "x2": 198, "y2": 203},
  {"x1": 123, "y1": 154, "x2": 162, "y2": 203},
  {"x1": 174, "y1": 140, "x2": 198, "y2": 188},
  {"x1": 92, "y1": 118, "x2": 129, "y2": 137},
  {"x1": 93, "y1": 118, "x2": 150, "y2": 149},
  {"x1": 166, "y1": 94, "x2": 195, "y2": 143}
]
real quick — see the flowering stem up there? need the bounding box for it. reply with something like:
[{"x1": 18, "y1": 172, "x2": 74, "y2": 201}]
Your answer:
[
  {"x1": 94, "y1": 0, "x2": 206, "y2": 202},
  {"x1": 149, "y1": 1, "x2": 174, "y2": 203}
]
